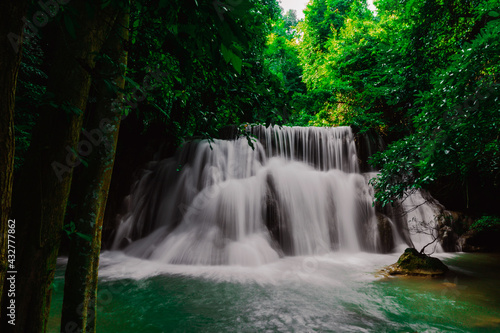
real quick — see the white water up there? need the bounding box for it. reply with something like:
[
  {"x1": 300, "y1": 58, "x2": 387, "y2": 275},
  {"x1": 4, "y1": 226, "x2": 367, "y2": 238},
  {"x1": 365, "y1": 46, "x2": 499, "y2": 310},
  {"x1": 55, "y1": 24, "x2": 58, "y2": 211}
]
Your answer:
[
  {"x1": 251, "y1": 125, "x2": 359, "y2": 172},
  {"x1": 112, "y1": 126, "x2": 446, "y2": 266},
  {"x1": 96, "y1": 250, "x2": 404, "y2": 284}
]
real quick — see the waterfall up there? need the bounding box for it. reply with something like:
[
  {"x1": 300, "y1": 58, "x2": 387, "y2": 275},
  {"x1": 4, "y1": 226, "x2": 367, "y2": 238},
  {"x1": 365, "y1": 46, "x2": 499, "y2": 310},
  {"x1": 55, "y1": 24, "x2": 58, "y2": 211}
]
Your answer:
[
  {"x1": 400, "y1": 190, "x2": 445, "y2": 253},
  {"x1": 112, "y1": 126, "x2": 443, "y2": 266}
]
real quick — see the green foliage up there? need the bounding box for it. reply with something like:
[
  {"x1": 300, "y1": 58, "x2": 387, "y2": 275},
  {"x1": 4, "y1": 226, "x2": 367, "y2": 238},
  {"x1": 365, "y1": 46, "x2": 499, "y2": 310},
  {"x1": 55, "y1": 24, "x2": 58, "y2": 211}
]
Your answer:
[
  {"x1": 301, "y1": 0, "x2": 369, "y2": 51},
  {"x1": 370, "y1": 6, "x2": 500, "y2": 205},
  {"x1": 124, "y1": 0, "x2": 286, "y2": 142},
  {"x1": 470, "y1": 215, "x2": 500, "y2": 233},
  {"x1": 261, "y1": 8, "x2": 306, "y2": 126},
  {"x1": 13, "y1": 0, "x2": 500, "y2": 214},
  {"x1": 295, "y1": 0, "x2": 381, "y2": 129},
  {"x1": 264, "y1": 21, "x2": 305, "y2": 94},
  {"x1": 368, "y1": 136, "x2": 422, "y2": 205},
  {"x1": 280, "y1": 0, "x2": 499, "y2": 208}
]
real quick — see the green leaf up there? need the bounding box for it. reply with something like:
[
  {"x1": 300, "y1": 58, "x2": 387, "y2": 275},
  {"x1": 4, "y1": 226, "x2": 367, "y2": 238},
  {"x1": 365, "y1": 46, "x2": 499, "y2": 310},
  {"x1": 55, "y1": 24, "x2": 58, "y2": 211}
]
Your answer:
[
  {"x1": 79, "y1": 157, "x2": 88, "y2": 168},
  {"x1": 220, "y1": 43, "x2": 232, "y2": 63},
  {"x1": 488, "y1": 11, "x2": 499, "y2": 17},
  {"x1": 75, "y1": 232, "x2": 92, "y2": 242},
  {"x1": 232, "y1": 54, "x2": 242, "y2": 74},
  {"x1": 220, "y1": 44, "x2": 242, "y2": 74}
]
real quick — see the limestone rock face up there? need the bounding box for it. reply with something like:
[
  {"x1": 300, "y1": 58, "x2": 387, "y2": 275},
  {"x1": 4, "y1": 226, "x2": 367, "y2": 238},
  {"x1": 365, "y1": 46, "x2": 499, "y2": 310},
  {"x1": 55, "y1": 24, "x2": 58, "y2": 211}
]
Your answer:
[{"x1": 384, "y1": 248, "x2": 449, "y2": 276}]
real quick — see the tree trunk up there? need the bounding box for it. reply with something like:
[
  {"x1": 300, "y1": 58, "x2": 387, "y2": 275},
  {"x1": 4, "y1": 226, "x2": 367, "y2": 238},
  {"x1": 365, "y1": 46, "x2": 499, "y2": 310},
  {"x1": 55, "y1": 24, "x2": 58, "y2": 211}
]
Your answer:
[
  {"x1": 61, "y1": 4, "x2": 129, "y2": 333},
  {"x1": 0, "y1": 0, "x2": 28, "y2": 319},
  {"x1": 0, "y1": 2, "x2": 118, "y2": 332}
]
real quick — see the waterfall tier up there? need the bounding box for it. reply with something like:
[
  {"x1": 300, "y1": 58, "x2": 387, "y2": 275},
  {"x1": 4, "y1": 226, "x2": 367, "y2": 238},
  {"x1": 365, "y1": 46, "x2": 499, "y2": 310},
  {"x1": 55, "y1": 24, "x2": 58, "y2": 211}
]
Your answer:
[{"x1": 112, "y1": 126, "x2": 442, "y2": 266}]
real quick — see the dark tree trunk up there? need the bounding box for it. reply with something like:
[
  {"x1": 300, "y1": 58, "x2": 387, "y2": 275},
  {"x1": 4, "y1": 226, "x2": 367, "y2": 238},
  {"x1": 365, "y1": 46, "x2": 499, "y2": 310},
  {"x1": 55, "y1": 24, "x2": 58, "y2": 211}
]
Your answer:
[
  {"x1": 0, "y1": 0, "x2": 29, "y2": 321},
  {"x1": 0, "y1": 2, "x2": 118, "y2": 332},
  {"x1": 60, "y1": 4, "x2": 129, "y2": 332}
]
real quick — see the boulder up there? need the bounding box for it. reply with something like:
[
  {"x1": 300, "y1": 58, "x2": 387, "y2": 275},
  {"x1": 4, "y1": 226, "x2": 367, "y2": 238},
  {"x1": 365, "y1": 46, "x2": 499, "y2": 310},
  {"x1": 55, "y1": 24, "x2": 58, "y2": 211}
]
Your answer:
[
  {"x1": 457, "y1": 230, "x2": 484, "y2": 252},
  {"x1": 437, "y1": 210, "x2": 473, "y2": 251},
  {"x1": 384, "y1": 248, "x2": 449, "y2": 276}
]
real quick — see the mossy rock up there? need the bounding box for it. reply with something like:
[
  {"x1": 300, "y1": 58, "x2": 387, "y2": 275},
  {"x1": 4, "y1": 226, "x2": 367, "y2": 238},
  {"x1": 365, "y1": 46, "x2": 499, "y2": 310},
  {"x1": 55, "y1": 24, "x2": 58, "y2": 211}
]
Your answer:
[{"x1": 387, "y1": 248, "x2": 449, "y2": 276}]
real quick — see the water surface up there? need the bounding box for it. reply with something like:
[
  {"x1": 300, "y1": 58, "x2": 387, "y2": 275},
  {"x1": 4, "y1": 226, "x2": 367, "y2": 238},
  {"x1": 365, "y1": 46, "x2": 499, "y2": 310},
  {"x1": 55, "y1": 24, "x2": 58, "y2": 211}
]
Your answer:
[{"x1": 49, "y1": 252, "x2": 500, "y2": 332}]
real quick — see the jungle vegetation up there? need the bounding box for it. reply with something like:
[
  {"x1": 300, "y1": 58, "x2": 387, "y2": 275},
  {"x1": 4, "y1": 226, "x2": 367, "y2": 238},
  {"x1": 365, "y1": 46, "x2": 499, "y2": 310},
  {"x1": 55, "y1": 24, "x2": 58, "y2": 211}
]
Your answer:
[{"x1": 0, "y1": 0, "x2": 498, "y2": 332}]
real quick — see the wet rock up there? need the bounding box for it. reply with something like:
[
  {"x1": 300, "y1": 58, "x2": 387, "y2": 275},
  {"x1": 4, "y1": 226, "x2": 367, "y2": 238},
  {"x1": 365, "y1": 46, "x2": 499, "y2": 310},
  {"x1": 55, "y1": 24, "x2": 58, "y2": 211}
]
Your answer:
[
  {"x1": 437, "y1": 210, "x2": 472, "y2": 251},
  {"x1": 439, "y1": 225, "x2": 458, "y2": 252},
  {"x1": 457, "y1": 231, "x2": 481, "y2": 252},
  {"x1": 376, "y1": 213, "x2": 394, "y2": 253},
  {"x1": 385, "y1": 248, "x2": 448, "y2": 276},
  {"x1": 265, "y1": 173, "x2": 292, "y2": 255},
  {"x1": 458, "y1": 229, "x2": 500, "y2": 252},
  {"x1": 442, "y1": 211, "x2": 500, "y2": 252},
  {"x1": 374, "y1": 198, "x2": 414, "y2": 248}
]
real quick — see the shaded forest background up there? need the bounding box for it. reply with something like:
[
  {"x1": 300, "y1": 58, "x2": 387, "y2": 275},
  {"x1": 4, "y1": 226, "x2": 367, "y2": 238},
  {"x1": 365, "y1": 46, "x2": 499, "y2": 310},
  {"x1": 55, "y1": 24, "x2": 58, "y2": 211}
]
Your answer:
[{"x1": 0, "y1": 0, "x2": 499, "y2": 332}]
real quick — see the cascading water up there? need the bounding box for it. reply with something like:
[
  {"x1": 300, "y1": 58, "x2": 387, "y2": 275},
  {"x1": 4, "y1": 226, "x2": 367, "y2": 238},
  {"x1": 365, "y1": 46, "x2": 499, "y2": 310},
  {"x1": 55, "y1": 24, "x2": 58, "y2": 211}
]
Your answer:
[
  {"x1": 112, "y1": 126, "x2": 443, "y2": 266},
  {"x1": 401, "y1": 190, "x2": 445, "y2": 253}
]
